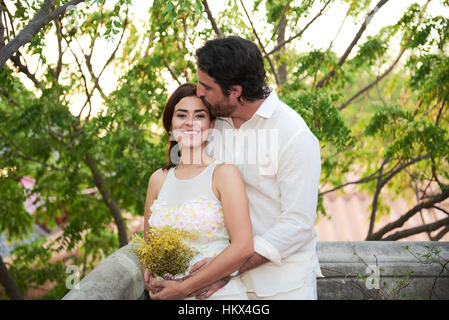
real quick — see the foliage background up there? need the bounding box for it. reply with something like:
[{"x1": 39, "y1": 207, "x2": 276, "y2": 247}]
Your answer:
[{"x1": 0, "y1": 0, "x2": 448, "y2": 299}]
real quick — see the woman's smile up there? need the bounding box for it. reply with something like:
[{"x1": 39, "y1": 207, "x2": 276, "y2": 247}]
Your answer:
[{"x1": 171, "y1": 96, "x2": 212, "y2": 149}]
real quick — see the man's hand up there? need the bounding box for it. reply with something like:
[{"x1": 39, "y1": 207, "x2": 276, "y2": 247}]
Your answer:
[
  {"x1": 183, "y1": 257, "x2": 230, "y2": 299},
  {"x1": 187, "y1": 257, "x2": 213, "y2": 276},
  {"x1": 239, "y1": 252, "x2": 269, "y2": 274},
  {"x1": 149, "y1": 279, "x2": 187, "y2": 300},
  {"x1": 187, "y1": 276, "x2": 231, "y2": 299}
]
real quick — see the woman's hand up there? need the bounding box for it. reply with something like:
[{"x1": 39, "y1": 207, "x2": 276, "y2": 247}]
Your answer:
[
  {"x1": 143, "y1": 269, "x2": 152, "y2": 292},
  {"x1": 148, "y1": 279, "x2": 188, "y2": 300},
  {"x1": 143, "y1": 270, "x2": 163, "y2": 294}
]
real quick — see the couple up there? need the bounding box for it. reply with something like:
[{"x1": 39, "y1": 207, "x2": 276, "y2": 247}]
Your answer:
[{"x1": 141, "y1": 36, "x2": 323, "y2": 300}]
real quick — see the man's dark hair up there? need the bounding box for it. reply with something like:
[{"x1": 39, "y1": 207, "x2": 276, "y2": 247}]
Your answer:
[{"x1": 196, "y1": 35, "x2": 271, "y2": 102}]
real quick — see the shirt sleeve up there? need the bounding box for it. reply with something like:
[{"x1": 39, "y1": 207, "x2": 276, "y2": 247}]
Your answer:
[{"x1": 254, "y1": 129, "x2": 321, "y2": 264}]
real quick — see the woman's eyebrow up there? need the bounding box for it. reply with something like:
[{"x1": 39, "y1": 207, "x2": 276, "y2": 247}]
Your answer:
[{"x1": 175, "y1": 109, "x2": 207, "y2": 113}]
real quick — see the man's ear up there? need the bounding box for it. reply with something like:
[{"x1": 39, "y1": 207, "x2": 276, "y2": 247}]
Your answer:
[
  {"x1": 210, "y1": 119, "x2": 216, "y2": 128},
  {"x1": 230, "y1": 85, "x2": 243, "y2": 101}
]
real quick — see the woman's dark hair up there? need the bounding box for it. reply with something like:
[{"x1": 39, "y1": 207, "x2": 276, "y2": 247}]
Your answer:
[
  {"x1": 162, "y1": 83, "x2": 214, "y2": 170},
  {"x1": 195, "y1": 35, "x2": 271, "y2": 102}
]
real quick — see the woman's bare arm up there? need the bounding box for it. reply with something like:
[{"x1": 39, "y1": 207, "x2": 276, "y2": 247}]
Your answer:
[
  {"x1": 150, "y1": 163, "x2": 254, "y2": 299},
  {"x1": 141, "y1": 168, "x2": 167, "y2": 287}
]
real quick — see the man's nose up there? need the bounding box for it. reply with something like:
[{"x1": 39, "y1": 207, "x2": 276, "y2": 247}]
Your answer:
[{"x1": 196, "y1": 85, "x2": 205, "y2": 97}]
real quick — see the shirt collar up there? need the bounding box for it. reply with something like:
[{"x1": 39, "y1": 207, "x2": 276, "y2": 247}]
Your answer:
[
  {"x1": 216, "y1": 89, "x2": 278, "y2": 126},
  {"x1": 255, "y1": 89, "x2": 278, "y2": 119}
]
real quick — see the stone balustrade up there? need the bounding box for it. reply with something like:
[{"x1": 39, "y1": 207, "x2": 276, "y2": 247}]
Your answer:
[{"x1": 62, "y1": 241, "x2": 449, "y2": 300}]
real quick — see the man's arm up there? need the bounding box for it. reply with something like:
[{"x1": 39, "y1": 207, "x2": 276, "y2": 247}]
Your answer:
[
  {"x1": 190, "y1": 130, "x2": 321, "y2": 297},
  {"x1": 184, "y1": 252, "x2": 268, "y2": 299},
  {"x1": 254, "y1": 129, "x2": 321, "y2": 261},
  {"x1": 238, "y1": 252, "x2": 269, "y2": 274}
]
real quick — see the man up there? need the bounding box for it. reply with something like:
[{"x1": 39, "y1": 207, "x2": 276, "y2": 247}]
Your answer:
[{"x1": 190, "y1": 35, "x2": 323, "y2": 300}]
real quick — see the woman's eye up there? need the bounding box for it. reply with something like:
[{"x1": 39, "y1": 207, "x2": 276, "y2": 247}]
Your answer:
[
  {"x1": 196, "y1": 114, "x2": 206, "y2": 118},
  {"x1": 176, "y1": 114, "x2": 186, "y2": 118}
]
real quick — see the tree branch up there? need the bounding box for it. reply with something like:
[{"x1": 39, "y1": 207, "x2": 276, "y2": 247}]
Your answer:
[
  {"x1": 265, "y1": 0, "x2": 332, "y2": 58},
  {"x1": 338, "y1": 45, "x2": 407, "y2": 110},
  {"x1": 315, "y1": 0, "x2": 389, "y2": 89},
  {"x1": 267, "y1": 2, "x2": 289, "y2": 45},
  {"x1": 320, "y1": 154, "x2": 430, "y2": 196},
  {"x1": 164, "y1": 60, "x2": 181, "y2": 85},
  {"x1": 85, "y1": 6, "x2": 129, "y2": 103},
  {"x1": 52, "y1": 18, "x2": 63, "y2": 81},
  {"x1": 327, "y1": 5, "x2": 351, "y2": 52},
  {"x1": 319, "y1": 173, "x2": 378, "y2": 196},
  {"x1": 365, "y1": 154, "x2": 431, "y2": 239},
  {"x1": 96, "y1": 9, "x2": 128, "y2": 82},
  {"x1": 368, "y1": 187, "x2": 449, "y2": 240},
  {"x1": 0, "y1": 3, "x2": 5, "y2": 55},
  {"x1": 381, "y1": 217, "x2": 449, "y2": 241},
  {"x1": 0, "y1": 0, "x2": 85, "y2": 66},
  {"x1": 379, "y1": 154, "x2": 431, "y2": 190},
  {"x1": 9, "y1": 150, "x2": 62, "y2": 172},
  {"x1": 433, "y1": 206, "x2": 449, "y2": 216},
  {"x1": 201, "y1": 0, "x2": 222, "y2": 38},
  {"x1": 367, "y1": 158, "x2": 388, "y2": 237},
  {"x1": 337, "y1": 0, "x2": 430, "y2": 101},
  {"x1": 435, "y1": 97, "x2": 446, "y2": 126},
  {"x1": 275, "y1": 5, "x2": 288, "y2": 84},
  {"x1": 431, "y1": 225, "x2": 449, "y2": 241},
  {"x1": 10, "y1": 53, "x2": 42, "y2": 89},
  {"x1": 239, "y1": 0, "x2": 280, "y2": 87},
  {"x1": 84, "y1": 154, "x2": 128, "y2": 247},
  {"x1": 0, "y1": 256, "x2": 24, "y2": 300},
  {"x1": 62, "y1": 33, "x2": 92, "y2": 121},
  {"x1": 1, "y1": 1, "x2": 16, "y2": 40},
  {"x1": 0, "y1": 87, "x2": 20, "y2": 107}
]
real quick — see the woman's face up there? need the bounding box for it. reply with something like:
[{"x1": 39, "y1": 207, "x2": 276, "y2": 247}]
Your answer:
[{"x1": 171, "y1": 96, "x2": 212, "y2": 149}]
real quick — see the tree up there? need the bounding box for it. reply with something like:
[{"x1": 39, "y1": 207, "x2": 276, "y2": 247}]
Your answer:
[
  {"x1": 0, "y1": 0, "x2": 166, "y2": 299},
  {"x1": 236, "y1": 0, "x2": 449, "y2": 241},
  {"x1": 0, "y1": 0, "x2": 448, "y2": 299}
]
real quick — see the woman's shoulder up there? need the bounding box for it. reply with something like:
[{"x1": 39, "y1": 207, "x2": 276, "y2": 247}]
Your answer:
[
  {"x1": 148, "y1": 168, "x2": 169, "y2": 189},
  {"x1": 214, "y1": 162, "x2": 242, "y2": 180}
]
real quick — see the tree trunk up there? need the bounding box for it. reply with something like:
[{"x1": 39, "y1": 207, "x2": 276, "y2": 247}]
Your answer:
[
  {"x1": 0, "y1": 255, "x2": 24, "y2": 300},
  {"x1": 276, "y1": 12, "x2": 288, "y2": 85},
  {"x1": 84, "y1": 155, "x2": 128, "y2": 247}
]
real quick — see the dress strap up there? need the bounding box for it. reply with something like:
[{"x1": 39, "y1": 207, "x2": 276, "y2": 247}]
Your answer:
[{"x1": 157, "y1": 160, "x2": 222, "y2": 206}]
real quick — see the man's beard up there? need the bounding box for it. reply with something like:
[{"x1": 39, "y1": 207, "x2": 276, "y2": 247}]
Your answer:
[{"x1": 201, "y1": 96, "x2": 236, "y2": 118}]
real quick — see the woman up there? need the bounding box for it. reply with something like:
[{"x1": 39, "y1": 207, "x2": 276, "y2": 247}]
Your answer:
[{"x1": 141, "y1": 83, "x2": 253, "y2": 300}]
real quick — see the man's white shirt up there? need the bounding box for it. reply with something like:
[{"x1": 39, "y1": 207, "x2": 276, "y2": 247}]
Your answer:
[{"x1": 206, "y1": 90, "x2": 323, "y2": 297}]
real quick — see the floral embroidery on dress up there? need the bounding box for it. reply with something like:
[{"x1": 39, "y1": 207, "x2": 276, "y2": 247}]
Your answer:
[{"x1": 149, "y1": 196, "x2": 227, "y2": 244}]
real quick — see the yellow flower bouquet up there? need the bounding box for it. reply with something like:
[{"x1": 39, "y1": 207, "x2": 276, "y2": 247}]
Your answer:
[{"x1": 131, "y1": 225, "x2": 198, "y2": 279}]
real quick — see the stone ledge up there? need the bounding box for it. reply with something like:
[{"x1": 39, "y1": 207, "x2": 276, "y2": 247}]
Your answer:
[
  {"x1": 62, "y1": 241, "x2": 449, "y2": 300},
  {"x1": 317, "y1": 241, "x2": 449, "y2": 300},
  {"x1": 63, "y1": 244, "x2": 144, "y2": 300}
]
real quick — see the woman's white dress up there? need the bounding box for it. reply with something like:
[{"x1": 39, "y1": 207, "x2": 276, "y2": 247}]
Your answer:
[{"x1": 148, "y1": 161, "x2": 248, "y2": 300}]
